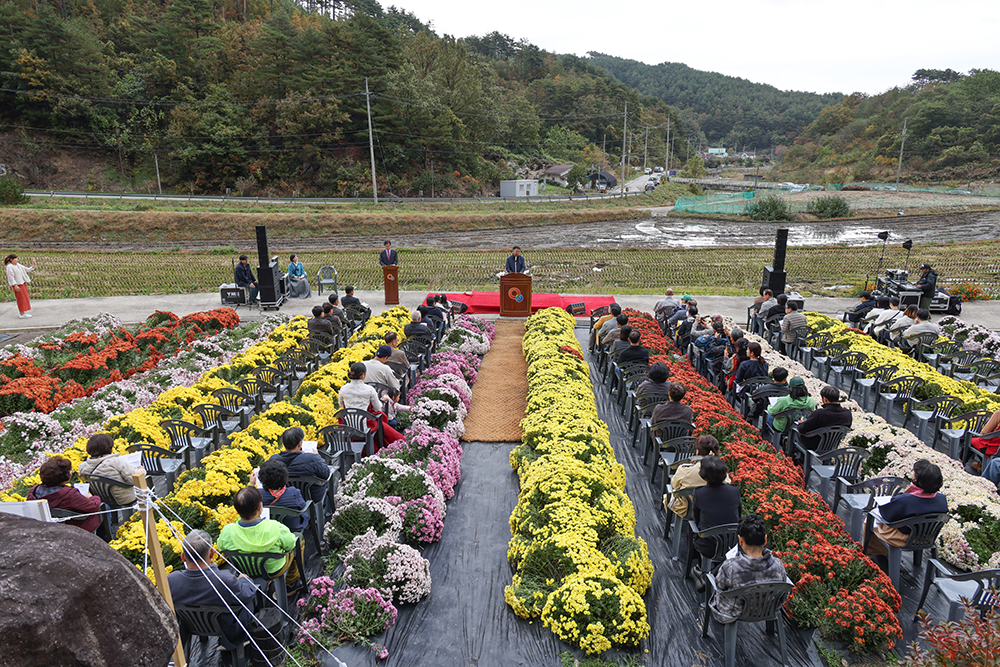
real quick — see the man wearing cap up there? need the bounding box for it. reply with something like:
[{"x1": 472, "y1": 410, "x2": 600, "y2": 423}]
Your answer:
[
  {"x1": 913, "y1": 263, "x2": 938, "y2": 311},
  {"x1": 363, "y1": 346, "x2": 400, "y2": 390},
  {"x1": 667, "y1": 295, "x2": 695, "y2": 327},
  {"x1": 766, "y1": 376, "x2": 815, "y2": 433}
]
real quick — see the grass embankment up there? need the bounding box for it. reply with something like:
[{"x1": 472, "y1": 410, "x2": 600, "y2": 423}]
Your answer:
[
  {"x1": 0, "y1": 184, "x2": 685, "y2": 242},
  {"x1": 2, "y1": 239, "x2": 996, "y2": 300}
]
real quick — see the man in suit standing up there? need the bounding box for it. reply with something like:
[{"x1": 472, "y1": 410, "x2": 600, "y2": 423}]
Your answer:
[
  {"x1": 379, "y1": 241, "x2": 398, "y2": 267},
  {"x1": 505, "y1": 246, "x2": 526, "y2": 274},
  {"x1": 234, "y1": 255, "x2": 259, "y2": 305}
]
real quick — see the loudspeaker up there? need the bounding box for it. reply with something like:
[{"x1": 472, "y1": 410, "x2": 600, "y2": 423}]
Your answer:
[
  {"x1": 256, "y1": 225, "x2": 278, "y2": 304},
  {"x1": 762, "y1": 266, "x2": 787, "y2": 295},
  {"x1": 773, "y1": 228, "x2": 789, "y2": 272},
  {"x1": 566, "y1": 302, "x2": 586, "y2": 316}
]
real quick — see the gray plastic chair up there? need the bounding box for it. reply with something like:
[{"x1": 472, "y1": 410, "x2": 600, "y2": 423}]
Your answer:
[
  {"x1": 874, "y1": 375, "x2": 924, "y2": 424},
  {"x1": 630, "y1": 390, "x2": 672, "y2": 449},
  {"x1": 315, "y1": 265, "x2": 338, "y2": 296},
  {"x1": 940, "y1": 410, "x2": 993, "y2": 460},
  {"x1": 832, "y1": 476, "x2": 909, "y2": 542},
  {"x1": 645, "y1": 420, "x2": 695, "y2": 466},
  {"x1": 663, "y1": 485, "x2": 696, "y2": 560},
  {"x1": 902, "y1": 395, "x2": 962, "y2": 448},
  {"x1": 863, "y1": 512, "x2": 950, "y2": 591},
  {"x1": 127, "y1": 443, "x2": 184, "y2": 494},
  {"x1": 791, "y1": 424, "x2": 851, "y2": 483},
  {"x1": 174, "y1": 604, "x2": 249, "y2": 667},
  {"x1": 160, "y1": 419, "x2": 213, "y2": 470},
  {"x1": 654, "y1": 436, "x2": 698, "y2": 498},
  {"x1": 914, "y1": 558, "x2": 1000, "y2": 622},
  {"x1": 808, "y1": 447, "x2": 871, "y2": 505},
  {"x1": 847, "y1": 364, "x2": 896, "y2": 412},
  {"x1": 702, "y1": 574, "x2": 795, "y2": 667}
]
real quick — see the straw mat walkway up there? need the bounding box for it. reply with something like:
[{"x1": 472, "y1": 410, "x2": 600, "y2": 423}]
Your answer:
[{"x1": 461, "y1": 319, "x2": 527, "y2": 442}]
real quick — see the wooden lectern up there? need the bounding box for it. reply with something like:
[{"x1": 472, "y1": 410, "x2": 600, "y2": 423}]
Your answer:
[
  {"x1": 500, "y1": 273, "x2": 532, "y2": 317},
  {"x1": 383, "y1": 265, "x2": 399, "y2": 305}
]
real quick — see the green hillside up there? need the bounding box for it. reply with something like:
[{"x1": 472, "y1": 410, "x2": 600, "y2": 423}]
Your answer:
[{"x1": 586, "y1": 52, "x2": 843, "y2": 149}]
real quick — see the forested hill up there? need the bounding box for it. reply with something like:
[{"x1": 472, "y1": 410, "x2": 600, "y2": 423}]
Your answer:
[
  {"x1": 587, "y1": 52, "x2": 843, "y2": 150},
  {"x1": 0, "y1": 0, "x2": 685, "y2": 197}
]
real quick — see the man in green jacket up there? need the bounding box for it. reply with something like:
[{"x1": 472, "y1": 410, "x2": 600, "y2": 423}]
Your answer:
[{"x1": 218, "y1": 486, "x2": 301, "y2": 590}]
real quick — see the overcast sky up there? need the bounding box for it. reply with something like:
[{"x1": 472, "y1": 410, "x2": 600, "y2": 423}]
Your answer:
[{"x1": 393, "y1": 0, "x2": 998, "y2": 95}]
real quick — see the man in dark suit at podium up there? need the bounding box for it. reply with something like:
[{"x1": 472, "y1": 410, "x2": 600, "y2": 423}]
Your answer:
[
  {"x1": 379, "y1": 241, "x2": 398, "y2": 267},
  {"x1": 505, "y1": 246, "x2": 526, "y2": 274}
]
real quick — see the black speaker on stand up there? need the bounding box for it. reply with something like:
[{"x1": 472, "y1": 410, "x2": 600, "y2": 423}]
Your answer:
[
  {"x1": 256, "y1": 225, "x2": 286, "y2": 310},
  {"x1": 762, "y1": 228, "x2": 789, "y2": 295}
]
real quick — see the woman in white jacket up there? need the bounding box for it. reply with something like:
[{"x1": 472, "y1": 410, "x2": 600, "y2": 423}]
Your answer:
[{"x1": 4, "y1": 254, "x2": 35, "y2": 319}]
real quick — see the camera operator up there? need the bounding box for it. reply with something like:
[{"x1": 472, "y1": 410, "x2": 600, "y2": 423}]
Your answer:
[{"x1": 912, "y1": 263, "x2": 938, "y2": 310}]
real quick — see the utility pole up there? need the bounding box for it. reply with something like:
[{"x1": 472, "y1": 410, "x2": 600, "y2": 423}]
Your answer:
[
  {"x1": 620, "y1": 102, "x2": 627, "y2": 197},
  {"x1": 643, "y1": 128, "x2": 649, "y2": 171},
  {"x1": 154, "y1": 153, "x2": 162, "y2": 195},
  {"x1": 601, "y1": 134, "x2": 606, "y2": 172},
  {"x1": 430, "y1": 161, "x2": 434, "y2": 198},
  {"x1": 665, "y1": 119, "x2": 671, "y2": 173},
  {"x1": 895, "y1": 118, "x2": 908, "y2": 188},
  {"x1": 365, "y1": 78, "x2": 378, "y2": 205}
]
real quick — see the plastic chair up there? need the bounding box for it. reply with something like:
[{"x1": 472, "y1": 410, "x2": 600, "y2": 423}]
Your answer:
[
  {"x1": 763, "y1": 406, "x2": 813, "y2": 455},
  {"x1": 174, "y1": 604, "x2": 249, "y2": 667},
  {"x1": 663, "y1": 485, "x2": 696, "y2": 560},
  {"x1": 317, "y1": 423, "x2": 360, "y2": 479},
  {"x1": 808, "y1": 446, "x2": 871, "y2": 505},
  {"x1": 303, "y1": 334, "x2": 335, "y2": 363},
  {"x1": 282, "y1": 348, "x2": 317, "y2": 378},
  {"x1": 783, "y1": 325, "x2": 809, "y2": 360},
  {"x1": 874, "y1": 375, "x2": 924, "y2": 424},
  {"x1": 249, "y1": 366, "x2": 287, "y2": 401},
  {"x1": 941, "y1": 349, "x2": 981, "y2": 378},
  {"x1": 685, "y1": 522, "x2": 740, "y2": 598},
  {"x1": 211, "y1": 388, "x2": 256, "y2": 429},
  {"x1": 645, "y1": 420, "x2": 695, "y2": 467},
  {"x1": 906, "y1": 332, "x2": 943, "y2": 361},
  {"x1": 940, "y1": 410, "x2": 994, "y2": 460},
  {"x1": 924, "y1": 340, "x2": 962, "y2": 370},
  {"x1": 797, "y1": 331, "x2": 831, "y2": 369},
  {"x1": 160, "y1": 419, "x2": 213, "y2": 470},
  {"x1": 315, "y1": 266, "x2": 337, "y2": 296},
  {"x1": 127, "y1": 443, "x2": 184, "y2": 494},
  {"x1": 914, "y1": 559, "x2": 1000, "y2": 622},
  {"x1": 268, "y1": 500, "x2": 323, "y2": 558},
  {"x1": 962, "y1": 429, "x2": 1000, "y2": 469},
  {"x1": 808, "y1": 342, "x2": 846, "y2": 375},
  {"x1": 653, "y1": 436, "x2": 698, "y2": 497},
  {"x1": 847, "y1": 364, "x2": 896, "y2": 412},
  {"x1": 903, "y1": 395, "x2": 962, "y2": 448},
  {"x1": 48, "y1": 506, "x2": 112, "y2": 541},
  {"x1": 822, "y1": 351, "x2": 867, "y2": 387},
  {"x1": 334, "y1": 408, "x2": 381, "y2": 456},
  {"x1": 791, "y1": 424, "x2": 851, "y2": 483},
  {"x1": 192, "y1": 402, "x2": 241, "y2": 448},
  {"x1": 617, "y1": 364, "x2": 649, "y2": 414},
  {"x1": 702, "y1": 575, "x2": 794, "y2": 667},
  {"x1": 735, "y1": 377, "x2": 777, "y2": 423},
  {"x1": 81, "y1": 473, "x2": 135, "y2": 530},
  {"x1": 235, "y1": 377, "x2": 280, "y2": 413},
  {"x1": 832, "y1": 476, "x2": 909, "y2": 542},
  {"x1": 222, "y1": 546, "x2": 303, "y2": 614},
  {"x1": 630, "y1": 390, "x2": 672, "y2": 449},
  {"x1": 863, "y1": 512, "x2": 951, "y2": 591}
]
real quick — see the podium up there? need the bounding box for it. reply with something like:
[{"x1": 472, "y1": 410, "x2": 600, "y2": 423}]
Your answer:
[
  {"x1": 500, "y1": 274, "x2": 532, "y2": 317},
  {"x1": 383, "y1": 265, "x2": 399, "y2": 305}
]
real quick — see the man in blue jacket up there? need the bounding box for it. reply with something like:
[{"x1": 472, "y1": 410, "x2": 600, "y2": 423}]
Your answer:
[
  {"x1": 234, "y1": 255, "x2": 259, "y2": 305},
  {"x1": 505, "y1": 246, "x2": 526, "y2": 274},
  {"x1": 267, "y1": 427, "x2": 332, "y2": 508}
]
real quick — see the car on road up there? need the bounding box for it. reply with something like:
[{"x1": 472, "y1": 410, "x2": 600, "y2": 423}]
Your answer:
[
  {"x1": 644, "y1": 182, "x2": 656, "y2": 192},
  {"x1": 653, "y1": 166, "x2": 663, "y2": 173},
  {"x1": 644, "y1": 168, "x2": 652, "y2": 175}
]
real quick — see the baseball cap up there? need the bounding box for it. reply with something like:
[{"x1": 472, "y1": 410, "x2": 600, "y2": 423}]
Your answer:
[
  {"x1": 376, "y1": 345, "x2": 392, "y2": 358},
  {"x1": 681, "y1": 294, "x2": 692, "y2": 301},
  {"x1": 919, "y1": 263, "x2": 932, "y2": 270},
  {"x1": 789, "y1": 376, "x2": 805, "y2": 388}
]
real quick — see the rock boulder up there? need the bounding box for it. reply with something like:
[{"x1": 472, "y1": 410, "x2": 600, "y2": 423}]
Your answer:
[{"x1": 0, "y1": 513, "x2": 178, "y2": 667}]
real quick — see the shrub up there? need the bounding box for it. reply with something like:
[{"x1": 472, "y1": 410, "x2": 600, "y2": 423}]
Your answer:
[
  {"x1": 745, "y1": 195, "x2": 794, "y2": 221},
  {"x1": 906, "y1": 592, "x2": 1000, "y2": 666},
  {"x1": 806, "y1": 194, "x2": 851, "y2": 219},
  {"x1": 0, "y1": 177, "x2": 29, "y2": 205},
  {"x1": 949, "y1": 282, "x2": 990, "y2": 302}
]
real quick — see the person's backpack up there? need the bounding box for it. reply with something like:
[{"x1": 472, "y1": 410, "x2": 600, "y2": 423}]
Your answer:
[{"x1": 693, "y1": 334, "x2": 713, "y2": 350}]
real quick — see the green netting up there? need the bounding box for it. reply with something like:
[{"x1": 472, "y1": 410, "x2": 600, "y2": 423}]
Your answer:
[
  {"x1": 859, "y1": 183, "x2": 1000, "y2": 197},
  {"x1": 675, "y1": 191, "x2": 757, "y2": 214}
]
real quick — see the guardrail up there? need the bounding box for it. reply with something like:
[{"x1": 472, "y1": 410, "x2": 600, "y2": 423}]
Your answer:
[{"x1": 24, "y1": 190, "x2": 644, "y2": 205}]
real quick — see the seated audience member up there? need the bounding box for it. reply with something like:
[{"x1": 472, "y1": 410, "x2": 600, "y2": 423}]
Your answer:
[
  {"x1": 602, "y1": 314, "x2": 630, "y2": 346},
  {"x1": 667, "y1": 435, "x2": 729, "y2": 518},
  {"x1": 169, "y1": 529, "x2": 257, "y2": 656},
  {"x1": 218, "y1": 487, "x2": 301, "y2": 588},
  {"x1": 862, "y1": 296, "x2": 890, "y2": 332},
  {"x1": 733, "y1": 342, "x2": 768, "y2": 394},
  {"x1": 865, "y1": 459, "x2": 947, "y2": 561},
  {"x1": 749, "y1": 367, "x2": 789, "y2": 420},
  {"x1": 307, "y1": 305, "x2": 334, "y2": 337},
  {"x1": 675, "y1": 306, "x2": 699, "y2": 341},
  {"x1": 592, "y1": 303, "x2": 622, "y2": 349},
  {"x1": 609, "y1": 325, "x2": 633, "y2": 361},
  {"x1": 888, "y1": 305, "x2": 918, "y2": 342},
  {"x1": 77, "y1": 433, "x2": 137, "y2": 505},
  {"x1": 901, "y1": 308, "x2": 940, "y2": 347},
  {"x1": 651, "y1": 382, "x2": 693, "y2": 427},
  {"x1": 756, "y1": 289, "x2": 777, "y2": 316},
  {"x1": 321, "y1": 302, "x2": 343, "y2": 333},
  {"x1": 340, "y1": 285, "x2": 360, "y2": 309},
  {"x1": 654, "y1": 289, "x2": 681, "y2": 323},
  {"x1": 383, "y1": 331, "x2": 409, "y2": 367},
  {"x1": 724, "y1": 337, "x2": 750, "y2": 395},
  {"x1": 363, "y1": 345, "x2": 401, "y2": 390},
  {"x1": 617, "y1": 331, "x2": 650, "y2": 366},
  {"x1": 667, "y1": 296, "x2": 695, "y2": 327},
  {"x1": 778, "y1": 301, "x2": 807, "y2": 354},
  {"x1": 871, "y1": 296, "x2": 901, "y2": 337},
  {"x1": 691, "y1": 456, "x2": 742, "y2": 582},
  {"x1": 794, "y1": 385, "x2": 852, "y2": 451},
  {"x1": 424, "y1": 296, "x2": 445, "y2": 321},
  {"x1": 337, "y1": 362, "x2": 404, "y2": 446},
  {"x1": 690, "y1": 312, "x2": 714, "y2": 340},
  {"x1": 846, "y1": 291, "x2": 876, "y2": 323},
  {"x1": 750, "y1": 288, "x2": 771, "y2": 314},
  {"x1": 635, "y1": 362, "x2": 670, "y2": 399},
  {"x1": 766, "y1": 376, "x2": 815, "y2": 432},
  {"x1": 709, "y1": 514, "x2": 788, "y2": 624},
  {"x1": 28, "y1": 456, "x2": 102, "y2": 533},
  {"x1": 257, "y1": 459, "x2": 309, "y2": 532},
  {"x1": 268, "y1": 427, "x2": 331, "y2": 508},
  {"x1": 404, "y1": 311, "x2": 432, "y2": 338},
  {"x1": 380, "y1": 387, "x2": 411, "y2": 430},
  {"x1": 764, "y1": 293, "x2": 788, "y2": 320}
]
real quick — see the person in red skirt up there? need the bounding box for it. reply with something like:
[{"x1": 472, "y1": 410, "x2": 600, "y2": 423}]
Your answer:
[
  {"x1": 337, "y1": 362, "x2": 404, "y2": 449},
  {"x1": 971, "y1": 408, "x2": 1000, "y2": 458},
  {"x1": 4, "y1": 254, "x2": 36, "y2": 319}
]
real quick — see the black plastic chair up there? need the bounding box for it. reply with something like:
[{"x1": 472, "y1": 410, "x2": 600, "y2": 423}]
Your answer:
[
  {"x1": 808, "y1": 342, "x2": 846, "y2": 375},
  {"x1": 914, "y1": 558, "x2": 1000, "y2": 622},
  {"x1": 127, "y1": 443, "x2": 184, "y2": 494},
  {"x1": 174, "y1": 604, "x2": 250, "y2": 667},
  {"x1": 235, "y1": 377, "x2": 279, "y2": 414},
  {"x1": 212, "y1": 388, "x2": 256, "y2": 429},
  {"x1": 222, "y1": 547, "x2": 303, "y2": 614},
  {"x1": 334, "y1": 408, "x2": 381, "y2": 456},
  {"x1": 940, "y1": 410, "x2": 994, "y2": 460},
  {"x1": 903, "y1": 395, "x2": 962, "y2": 448},
  {"x1": 160, "y1": 419, "x2": 213, "y2": 470},
  {"x1": 798, "y1": 331, "x2": 831, "y2": 369},
  {"x1": 822, "y1": 351, "x2": 867, "y2": 387},
  {"x1": 317, "y1": 423, "x2": 359, "y2": 479},
  {"x1": 734, "y1": 376, "x2": 775, "y2": 422},
  {"x1": 48, "y1": 506, "x2": 112, "y2": 542},
  {"x1": 924, "y1": 340, "x2": 962, "y2": 371},
  {"x1": 702, "y1": 574, "x2": 794, "y2": 667},
  {"x1": 663, "y1": 485, "x2": 696, "y2": 560},
  {"x1": 249, "y1": 366, "x2": 286, "y2": 401},
  {"x1": 268, "y1": 500, "x2": 322, "y2": 558},
  {"x1": 764, "y1": 406, "x2": 814, "y2": 455},
  {"x1": 791, "y1": 424, "x2": 851, "y2": 484},
  {"x1": 685, "y1": 521, "x2": 740, "y2": 604},
  {"x1": 832, "y1": 475, "x2": 909, "y2": 542},
  {"x1": 282, "y1": 348, "x2": 317, "y2": 378},
  {"x1": 906, "y1": 332, "x2": 943, "y2": 361},
  {"x1": 645, "y1": 420, "x2": 695, "y2": 466},
  {"x1": 192, "y1": 402, "x2": 241, "y2": 449},
  {"x1": 874, "y1": 375, "x2": 925, "y2": 424},
  {"x1": 653, "y1": 436, "x2": 698, "y2": 497},
  {"x1": 630, "y1": 390, "x2": 672, "y2": 449},
  {"x1": 303, "y1": 334, "x2": 335, "y2": 363},
  {"x1": 863, "y1": 512, "x2": 951, "y2": 591},
  {"x1": 81, "y1": 473, "x2": 135, "y2": 531}
]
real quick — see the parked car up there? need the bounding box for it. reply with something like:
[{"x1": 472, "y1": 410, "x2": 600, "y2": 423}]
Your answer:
[
  {"x1": 644, "y1": 167, "x2": 652, "y2": 175},
  {"x1": 653, "y1": 166, "x2": 663, "y2": 173}
]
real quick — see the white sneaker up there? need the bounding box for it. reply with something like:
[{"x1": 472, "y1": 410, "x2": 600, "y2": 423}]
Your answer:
[
  {"x1": 18, "y1": 313, "x2": 27, "y2": 319},
  {"x1": 24, "y1": 313, "x2": 31, "y2": 318}
]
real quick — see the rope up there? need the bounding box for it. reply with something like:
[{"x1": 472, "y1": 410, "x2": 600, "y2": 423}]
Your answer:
[
  {"x1": 136, "y1": 487, "x2": 155, "y2": 577},
  {"x1": 153, "y1": 499, "x2": 349, "y2": 667},
  {"x1": 48, "y1": 506, "x2": 128, "y2": 522}
]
